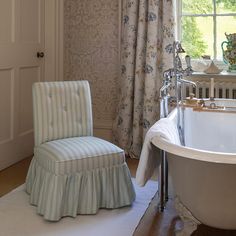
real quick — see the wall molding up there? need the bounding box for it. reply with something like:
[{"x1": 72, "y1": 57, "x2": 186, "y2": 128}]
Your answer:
[
  {"x1": 94, "y1": 119, "x2": 113, "y2": 129},
  {"x1": 45, "y1": 0, "x2": 64, "y2": 82},
  {"x1": 55, "y1": 0, "x2": 64, "y2": 81},
  {"x1": 94, "y1": 119, "x2": 113, "y2": 141}
]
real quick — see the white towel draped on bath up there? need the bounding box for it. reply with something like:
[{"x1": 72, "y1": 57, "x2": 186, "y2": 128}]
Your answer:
[{"x1": 136, "y1": 117, "x2": 180, "y2": 186}]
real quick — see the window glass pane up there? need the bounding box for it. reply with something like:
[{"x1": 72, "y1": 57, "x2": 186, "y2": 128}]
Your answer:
[
  {"x1": 182, "y1": 0, "x2": 213, "y2": 15},
  {"x1": 216, "y1": 16, "x2": 236, "y2": 59},
  {"x1": 181, "y1": 16, "x2": 213, "y2": 59},
  {"x1": 216, "y1": 0, "x2": 236, "y2": 14}
]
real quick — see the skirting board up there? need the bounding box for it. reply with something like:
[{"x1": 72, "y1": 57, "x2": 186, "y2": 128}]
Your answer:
[{"x1": 94, "y1": 119, "x2": 113, "y2": 142}]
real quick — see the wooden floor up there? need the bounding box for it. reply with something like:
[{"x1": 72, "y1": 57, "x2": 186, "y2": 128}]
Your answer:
[
  {"x1": 126, "y1": 158, "x2": 183, "y2": 236},
  {"x1": 1, "y1": 157, "x2": 236, "y2": 235},
  {"x1": 0, "y1": 157, "x2": 32, "y2": 197}
]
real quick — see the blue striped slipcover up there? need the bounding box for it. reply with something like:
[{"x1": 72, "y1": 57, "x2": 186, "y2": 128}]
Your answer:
[{"x1": 26, "y1": 81, "x2": 135, "y2": 221}]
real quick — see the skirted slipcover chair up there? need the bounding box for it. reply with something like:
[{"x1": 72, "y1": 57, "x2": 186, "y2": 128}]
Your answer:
[{"x1": 26, "y1": 80, "x2": 135, "y2": 221}]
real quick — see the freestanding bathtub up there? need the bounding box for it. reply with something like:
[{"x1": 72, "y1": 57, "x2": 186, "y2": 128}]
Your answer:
[{"x1": 151, "y1": 99, "x2": 236, "y2": 232}]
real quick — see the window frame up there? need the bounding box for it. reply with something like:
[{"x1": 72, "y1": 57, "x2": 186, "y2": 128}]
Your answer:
[{"x1": 176, "y1": 0, "x2": 236, "y2": 60}]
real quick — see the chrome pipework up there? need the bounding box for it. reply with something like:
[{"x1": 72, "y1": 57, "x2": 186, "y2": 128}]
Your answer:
[
  {"x1": 163, "y1": 41, "x2": 195, "y2": 145},
  {"x1": 159, "y1": 41, "x2": 195, "y2": 212}
]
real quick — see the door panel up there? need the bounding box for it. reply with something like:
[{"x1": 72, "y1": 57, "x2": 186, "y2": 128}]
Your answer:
[
  {"x1": 19, "y1": 66, "x2": 39, "y2": 135},
  {"x1": 0, "y1": 69, "x2": 13, "y2": 143},
  {"x1": 0, "y1": 0, "x2": 45, "y2": 170},
  {"x1": 0, "y1": 0, "x2": 13, "y2": 43},
  {"x1": 19, "y1": 0, "x2": 40, "y2": 43}
]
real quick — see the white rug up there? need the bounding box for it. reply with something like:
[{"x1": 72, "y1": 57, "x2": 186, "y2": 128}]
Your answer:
[{"x1": 0, "y1": 179, "x2": 157, "y2": 236}]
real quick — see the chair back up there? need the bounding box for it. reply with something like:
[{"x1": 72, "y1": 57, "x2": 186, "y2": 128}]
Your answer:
[{"x1": 33, "y1": 80, "x2": 93, "y2": 146}]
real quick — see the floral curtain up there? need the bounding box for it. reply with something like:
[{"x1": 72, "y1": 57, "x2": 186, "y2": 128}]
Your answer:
[{"x1": 113, "y1": 0, "x2": 176, "y2": 158}]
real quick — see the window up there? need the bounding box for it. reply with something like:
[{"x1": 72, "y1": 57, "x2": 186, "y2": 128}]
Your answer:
[{"x1": 177, "y1": 0, "x2": 236, "y2": 60}]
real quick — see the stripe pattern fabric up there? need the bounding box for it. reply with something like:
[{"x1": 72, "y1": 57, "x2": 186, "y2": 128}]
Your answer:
[
  {"x1": 26, "y1": 159, "x2": 135, "y2": 221},
  {"x1": 33, "y1": 80, "x2": 93, "y2": 146},
  {"x1": 26, "y1": 80, "x2": 135, "y2": 221},
  {"x1": 34, "y1": 136, "x2": 125, "y2": 175}
]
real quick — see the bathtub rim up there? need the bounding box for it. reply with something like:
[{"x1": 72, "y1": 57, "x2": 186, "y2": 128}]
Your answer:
[
  {"x1": 153, "y1": 102, "x2": 236, "y2": 164},
  {"x1": 152, "y1": 106, "x2": 236, "y2": 164},
  {"x1": 152, "y1": 135, "x2": 236, "y2": 164}
]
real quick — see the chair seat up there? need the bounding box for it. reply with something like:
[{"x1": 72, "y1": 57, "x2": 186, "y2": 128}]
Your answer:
[
  {"x1": 26, "y1": 136, "x2": 135, "y2": 221},
  {"x1": 35, "y1": 136, "x2": 125, "y2": 175}
]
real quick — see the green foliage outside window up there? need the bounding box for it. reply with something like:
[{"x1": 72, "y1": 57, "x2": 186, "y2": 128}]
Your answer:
[
  {"x1": 181, "y1": 0, "x2": 236, "y2": 59},
  {"x1": 181, "y1": 0, "x2": 211, "y2": 58},
  {"x1": 216, "y1": 0, "x2": 236, "y2": 11},
  {"x1": 182, "y1": 17, "x2": 207, "y2": 58},
  {"x1": 182, "y1": 0, "x2": 212, "y2": 14}
]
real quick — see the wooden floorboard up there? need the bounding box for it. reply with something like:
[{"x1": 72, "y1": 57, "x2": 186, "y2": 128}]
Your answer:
[
  {"x1": 1, "y1": 156, "x2": 236, "y2": 235},
  {"x1": 0, "y1": 156, "x2": 32, "y2": 197}
]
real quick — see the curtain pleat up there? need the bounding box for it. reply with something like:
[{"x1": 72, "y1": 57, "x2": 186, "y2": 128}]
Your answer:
[{"x1": 113, "y1": 0, "x2": 176, "y2": 158}]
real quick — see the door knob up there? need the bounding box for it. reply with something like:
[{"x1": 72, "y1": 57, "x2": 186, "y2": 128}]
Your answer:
[{"x1": 37, "y1": 52, "x2": 45, "y2": 58}]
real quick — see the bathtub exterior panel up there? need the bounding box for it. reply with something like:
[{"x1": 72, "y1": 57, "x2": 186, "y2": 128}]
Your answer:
[{"x1": 168, "y1": 153, "x2": 236, "y2": 229}]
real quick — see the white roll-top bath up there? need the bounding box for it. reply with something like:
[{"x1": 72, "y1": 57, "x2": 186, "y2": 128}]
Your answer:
[{"x1": 149, "y1": 99, "x2": 236, "y2": 232}]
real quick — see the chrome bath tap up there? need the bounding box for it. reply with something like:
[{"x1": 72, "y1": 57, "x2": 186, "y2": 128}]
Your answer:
[
  {"x1": 160, "y1": 41, "x2": 196, "y2": 115},
  {"x1": 162, "y1": 42, "x2": 195, "y2": 95}
]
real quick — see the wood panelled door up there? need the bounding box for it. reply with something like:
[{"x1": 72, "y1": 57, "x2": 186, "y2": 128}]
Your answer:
[{"x1": 0, "y1": 0, "x2": 45, "y2": 170}]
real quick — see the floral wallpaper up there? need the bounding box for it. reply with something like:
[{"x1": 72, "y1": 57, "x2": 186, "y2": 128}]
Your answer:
[{"x1": 64, "y1": 0, "x2": 120, "y2": 126}]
